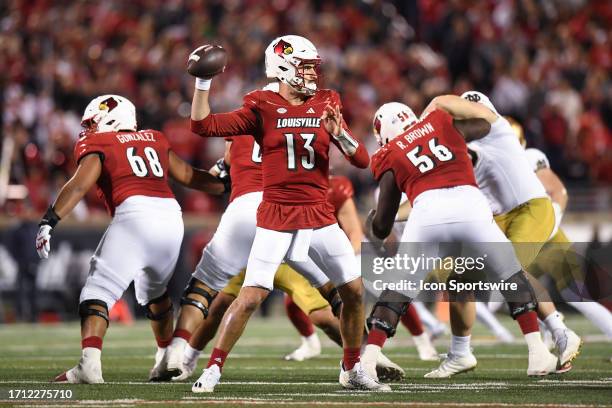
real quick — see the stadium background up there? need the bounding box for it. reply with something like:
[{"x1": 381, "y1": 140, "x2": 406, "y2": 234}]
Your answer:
[{"x1": 0, "y1": 0, "x2": 610, "y2": 323}]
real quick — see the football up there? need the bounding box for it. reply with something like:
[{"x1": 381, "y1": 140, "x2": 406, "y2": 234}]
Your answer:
[{"x1": 187, "y1": 44, "x2": 228, "y2": 78}]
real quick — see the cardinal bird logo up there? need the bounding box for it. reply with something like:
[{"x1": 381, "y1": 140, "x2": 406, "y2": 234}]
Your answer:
[
  {"x1": 274, "y1": 39, "x2": 293, "y2": 56},
  {"x1": 99, "y1": 97, "x2": 118, "y2": 112}
]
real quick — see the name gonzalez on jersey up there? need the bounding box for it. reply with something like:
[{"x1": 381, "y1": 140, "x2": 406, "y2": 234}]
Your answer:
[
  {"x1": 276, "y1": 117, "x2": 321, "y2": 128},
  {"x1": 116, "y1": 132, "x2": 157, "y2": 143}
]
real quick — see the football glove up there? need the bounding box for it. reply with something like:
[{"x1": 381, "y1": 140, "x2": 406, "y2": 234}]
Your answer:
[
  {"x1": 36, "y1": 206, "x2": 61, "y2": 259},
  {"x1": 211, "y1": 158, "x2": 231, "y2": 193}
]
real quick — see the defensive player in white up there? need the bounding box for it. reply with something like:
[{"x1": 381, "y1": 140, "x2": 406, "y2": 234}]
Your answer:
[
  {"x1": 421, "y1": 92, "x2": 580, "y2": 378},
  {"x1": 35, "y1": 95, "x2": 224, "y2": 384},
  {"x1": 522, "y1": 131, "x2": 612, "y2": 340}
]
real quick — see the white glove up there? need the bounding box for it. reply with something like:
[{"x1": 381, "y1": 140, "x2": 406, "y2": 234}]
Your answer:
[{"x1": 35, "y1": 225, "x2": 52, "y2": 259}]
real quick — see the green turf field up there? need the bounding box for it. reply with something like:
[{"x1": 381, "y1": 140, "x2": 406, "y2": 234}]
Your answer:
[{"x1": 0, "y1": 314, "x2": 610, "y2": 407}]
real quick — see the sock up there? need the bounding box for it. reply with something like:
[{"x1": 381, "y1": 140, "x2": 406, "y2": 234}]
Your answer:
[
  {"x1": 367, "y1": 328, "x2": 388, "y2": 347},
  {"x1": 543, "y1": 311, "x2": 568, "y2": 335},
  {"x1": 476, "y1": 302, "x2": 513, "y2": 339},
  {"x1": 184, "y1": 344, "x2": 203, "y2": 367},
  {"x1": 284, "y1": 296, "x2": 315, "y2": 337},
  {"x1": 173, "y1": 328, "x2": 192, "y2": 342},
  {"x1": 207, "y1": 347, "x2": 228, "y2": 371},
  {"x1": 156, "y1": 337, "x2": 172, "y2": 348},
  {"x1": 568, "y1": 301, "x2": 612, "y2": 338},
  {"x1": 515, "y1": 311, "x2": 539, "y2": 335},
  {"x1": 524, "y1": 331, "x2": 548, "y2": 354},
  {"x1": 343, "y1": 347, "x2": 361, "y2": 371},
  {"x1": 82, "y1": 336, "x2": 103, "y2": 350},
  {"x1": 450, "y1": 335, "x2": 471, "y2": 357},
  {"x1": 400, "y1": 304, "x2": 424, "y2": 336}
]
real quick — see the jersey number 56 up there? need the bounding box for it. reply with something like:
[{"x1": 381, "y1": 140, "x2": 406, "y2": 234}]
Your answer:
[{"x1": 407, "y1": 138, "x2": 454, "y2": 173}]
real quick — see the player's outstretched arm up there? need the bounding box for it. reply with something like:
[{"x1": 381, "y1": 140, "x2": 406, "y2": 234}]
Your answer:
[
  {"x1": 423, "y1": 95, "x2": 498, "y2": 124},
  {"x1": 168, "y1": 150, "x2": 225, "y2": 195},
  {"x1": 368, "y1": 171, "x2": 402, "y2": 240},
  {"x1": 36, "y1": 154, "x2": 102, "y2": 258},
  {"x1": 453, "y1": 118, "x2": 492, "y2": 142}
]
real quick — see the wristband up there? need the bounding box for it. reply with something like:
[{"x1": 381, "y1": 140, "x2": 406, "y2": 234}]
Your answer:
[
  {"x1": 40, "y1": 206, "x2": 61, "y2": 228},
  {"x1": 195, "y1": 78, "x2": 212, "y2": 91}
]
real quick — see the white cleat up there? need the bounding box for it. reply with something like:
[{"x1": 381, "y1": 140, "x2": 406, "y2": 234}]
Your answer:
[
  {"x1": 554, "y1": 329, "x2": 582, "y2": 366},
  {"x1": 375, "y1": 352, "x2": 405, "y2": 382},
  {"x1": 360, "y1": 344, "x2": 381, "y2": 381},
  {"x1": 54, "y1": 358, "x2": 103, "y2": 384},
  {"x1": 149, "y1": 347, "x2": 168, "y2": 381},
  {"x1": 339, "y1": 361, "x2": 391, "y2": 391},
  {"x1": 192, "y1": 364, "x2": 221, "y2": 393},
  {"x1": 413, "y1": 333, "x2": 440, "y2": 361},
  {"x1": 424, "y1": 353, "x2": 477, "y2": 378},
  {"x1": 284, "y1": 333, "x2": 321, "y2": 361},
  {"x1": 164, "y1": 340, "x2": 186, "y2": 379},
  {"x1": 172, "y1": 355, "x2": 197, "y2": 381},
  {"x1": 527, "y1": 349, "x2": 558, "y2": 377}
]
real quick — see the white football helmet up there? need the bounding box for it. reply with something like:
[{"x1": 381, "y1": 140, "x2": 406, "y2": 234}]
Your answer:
[
  {"x1": 373, "y1": 102, "x2": 418, "y2": 146},
  {"x1": 265, "y1": 35, "x2": 321, "y2": 96},
  {"x1": 460, "y1": 91, "x2": 499, "y2": 115},
  {"x1": 81, "y1": 95, "x2": 137, "y2": 132}
]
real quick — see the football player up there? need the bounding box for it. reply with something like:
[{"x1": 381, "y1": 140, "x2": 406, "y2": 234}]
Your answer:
[
  {"x1": 35, "y1": 95, "x2": 224, "y2": 384},
  {"x1": 175, "y1": 175, "x2": 403, "y2": 382},
  {"x1": 361, "y1": 99, "x2": 558, "y2": 380},
  {"x1": 187, "y1": 35, "x2": 387, "y2": 391},
  {"x1": 519, "y1": 123, "x2": 612, "y2": 340},
  {"x1": 421, "y1": 93, "x2": 581, "y2": 378}
]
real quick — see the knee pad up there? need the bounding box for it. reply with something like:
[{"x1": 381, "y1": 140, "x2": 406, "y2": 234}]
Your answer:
[
  {"x1": 324, "y1": 287, "x2": 343, "y2": 317},
  {"x1": 502, "y1": 271, "x2": 538, "y2": 319},
  {"x1": 366, "y1": 289, "x2": 411, "y2": 338},
  {"x1": 145, "y1": 291, "x2": 173, "y2": 321},
  {"x1": 79, "y1": 299, "x2": 109, "y2": 327},
  {"x1": 180, "y1": 278, "x2": 217, "y2": 319}
]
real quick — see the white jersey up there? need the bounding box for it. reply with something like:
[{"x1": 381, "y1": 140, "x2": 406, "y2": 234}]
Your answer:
[
  {"x1": 469, "y1": 117, "x2": 547, "y2": 215},
  {"x1": 525, "y1": 148, "x2": 550, "y2": 172}
]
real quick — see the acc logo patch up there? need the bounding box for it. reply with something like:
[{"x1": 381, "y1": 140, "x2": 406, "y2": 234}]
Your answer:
[{"x1": 277, "y1": 108, "x2": 287, "y2": 114}]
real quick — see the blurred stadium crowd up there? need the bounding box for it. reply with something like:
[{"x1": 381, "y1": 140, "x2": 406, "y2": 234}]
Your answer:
[{"x1": 1, "y1": 0, "x2": 611, "y2": 218}]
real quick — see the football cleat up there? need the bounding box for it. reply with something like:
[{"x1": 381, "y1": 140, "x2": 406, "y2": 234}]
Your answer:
[
  {"x1": 413, "y1": 333, "x2": 440, "y2": 361},
  {"x1": 527, "y1": 348, "x2": 558, "y2": 376},
  {"x1": 192, "y1": 364, "x2": 221, "y2": 393},
  {"x1": 375, "y1": 352, "x2": 405, "y2": 382},
  {"x1": 339, "y1": 361, "x2": 391, "y2": 391},
  {"x1": 554, "y1": 329, "x2": 582, "y2": 366},
  {"x1": 424, "y1": 353, "x2": 477, "y2": 378},
  {"x1": 172, "y1": 354, "x2": 198, "y2": 382},
  {"x1": 284, "y1": 333, "x2": 321, "y2": 361},
  {"x1": 360, "y1": 344, "x2": 381, "y2": 381},
  {"x1": 164, "y1": 340, "x2": 186, "y2": 379},
  {"x1": 54, "y1": 357, "x2": 103, "y2": 384},
  {"x1": 149, "y1": 347, "x2": 171, "y2": 382}
]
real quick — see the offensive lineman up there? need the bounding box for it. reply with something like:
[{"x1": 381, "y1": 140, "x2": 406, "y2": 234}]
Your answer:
[
  {"x1": 421, "y1": 93, "x2": 581, "y2": 378},
  {"x1": 360, "y1": 98, "x2": 559, "y2": 380},
  {"x1": 35, "y1": 95, "x2": 224, "y2": 383},
  {"x1": 185, "y1": 35, "x2": 386, "y2": 391}
]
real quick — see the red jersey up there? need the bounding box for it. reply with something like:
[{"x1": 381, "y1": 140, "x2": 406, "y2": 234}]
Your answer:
[
  {"x1": 192, "y1": 88, "x2": 369, "y2": 231},
  {"x1": 327, "y1": 175, "x2": 354, "y2": 216},
  {"x1": 227, "y1": 135, "x2": 263, "y2": 202},
  {"x1": 74, "y1": 130, "x2": 175, "y2": 216},
  {"x1": 371, "y1": 109, "x2": 477, "y2": 204}
]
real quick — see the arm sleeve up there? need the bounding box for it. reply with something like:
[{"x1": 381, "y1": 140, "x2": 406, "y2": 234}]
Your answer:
[{"x1": 190, "y1": 106, "x2": 259, "y2": 138}]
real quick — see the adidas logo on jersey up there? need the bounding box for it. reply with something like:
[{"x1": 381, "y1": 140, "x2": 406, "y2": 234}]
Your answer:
[
  {"x1": 276, "y1": 117, "x2": 321, "y2": 128},
  {"x1": 307, "y1": 107, "x2": 315, "y2": 114}
]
